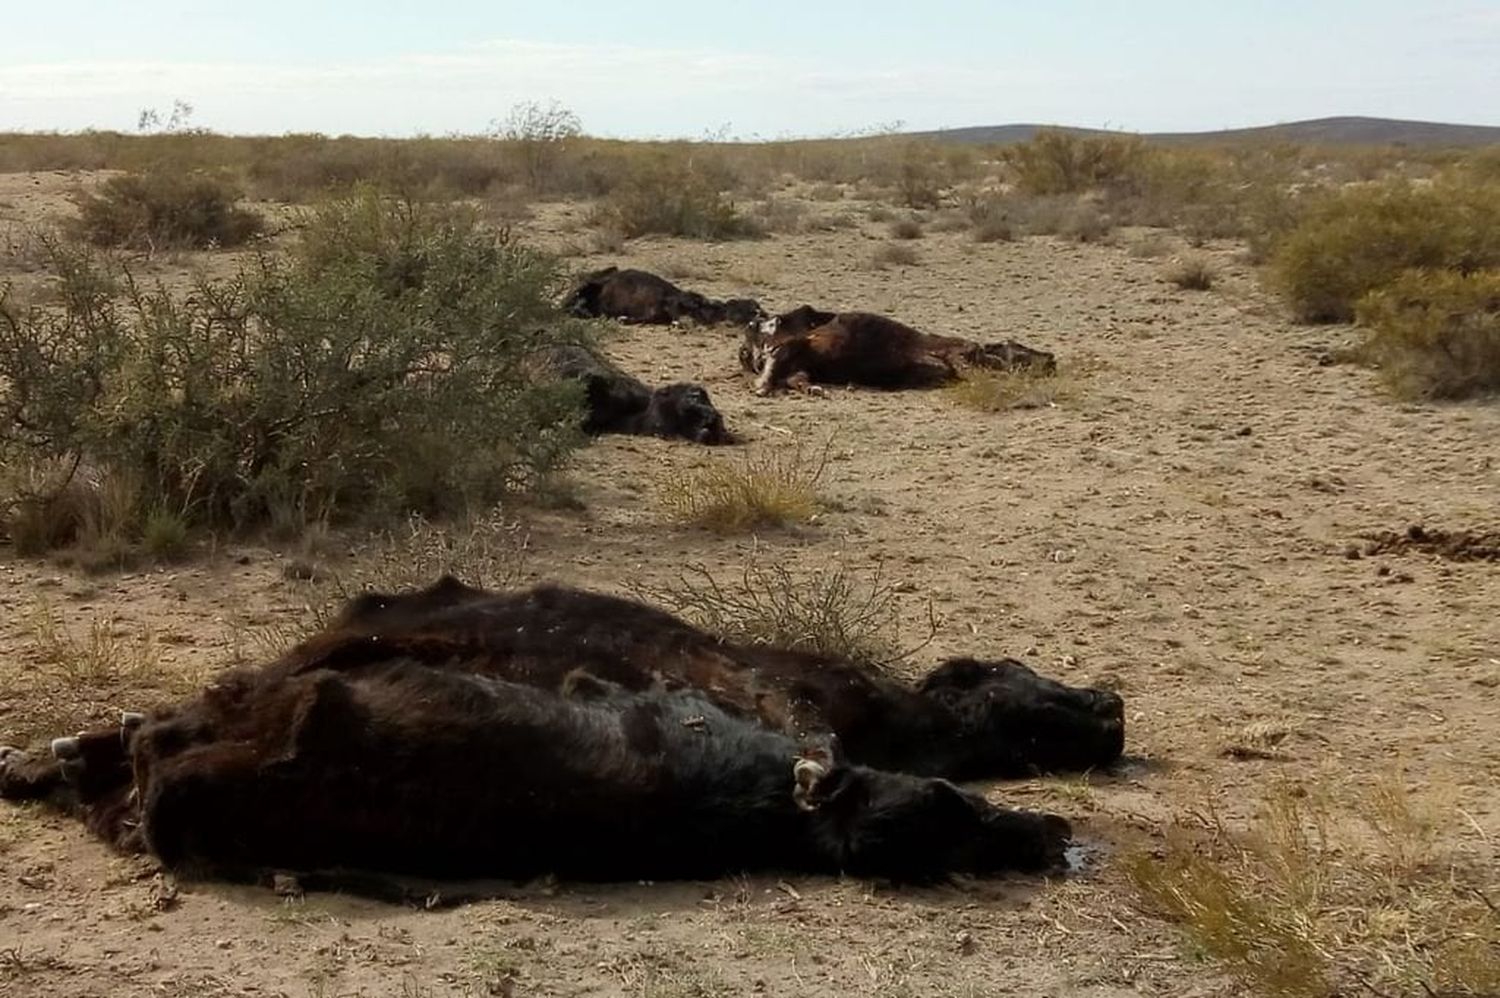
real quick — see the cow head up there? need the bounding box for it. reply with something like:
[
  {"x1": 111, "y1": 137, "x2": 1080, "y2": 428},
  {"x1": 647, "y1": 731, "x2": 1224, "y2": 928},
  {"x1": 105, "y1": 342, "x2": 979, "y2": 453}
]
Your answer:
[
  {"x1": 720, "y1": 298, "x2": 767, "y2": 326},
  {"x1": 687, "y1": 297, "x2": 765, "y2": 327},
  {"x1": 644, "y1": 383, "x2": 732, "y2": 444},
  {"x1": 916, "y1": 658, "x2": 1125, "y2": 777},
  {"x1": 797, "y1": 754, "x2": 1071, "y2": 878},
  {"x1": 739, "y1": 323, "x2": 773, "y2": 375},
  {"x1": 979, "y1": 341, "x2": 1058, "y2": 375},
  {"x1": 769, "y1": 305, "x2": 838, "y2": 338}
]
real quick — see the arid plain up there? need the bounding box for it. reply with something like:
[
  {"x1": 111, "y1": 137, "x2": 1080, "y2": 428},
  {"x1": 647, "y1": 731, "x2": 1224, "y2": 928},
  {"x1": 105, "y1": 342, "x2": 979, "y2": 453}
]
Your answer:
[{"x1": 1, "y1": 166, "x2": 1496, "y2": 998}]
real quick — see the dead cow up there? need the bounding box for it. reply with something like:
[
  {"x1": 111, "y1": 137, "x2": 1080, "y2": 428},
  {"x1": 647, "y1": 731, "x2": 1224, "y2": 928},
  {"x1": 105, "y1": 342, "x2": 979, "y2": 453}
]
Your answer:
[
  {"x1": 530, "y1": 344, "x2": 732, "y2": 444},
  {"x1": 563, "y1": 266, "x2": 764, "y2": 327},
  {"x1": 740, "y1": 306, "x2": 1057, "y2": 395},
  {"x1": 1, "y1": 662, "x2": 1071, "y2": 895},
  {"x1": 279, "y1": 578, "x2": 1125, "y2": 781}
]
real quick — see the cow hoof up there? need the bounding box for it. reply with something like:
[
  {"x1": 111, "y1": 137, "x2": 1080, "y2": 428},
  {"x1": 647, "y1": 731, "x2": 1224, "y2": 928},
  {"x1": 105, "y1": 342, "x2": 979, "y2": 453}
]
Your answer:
[
  {"x1": 50, "y1": 736, "x2": 82, "y2": 761},
  {"x1": 121, "y1": 711, "x2": 146, "y2": 730}
]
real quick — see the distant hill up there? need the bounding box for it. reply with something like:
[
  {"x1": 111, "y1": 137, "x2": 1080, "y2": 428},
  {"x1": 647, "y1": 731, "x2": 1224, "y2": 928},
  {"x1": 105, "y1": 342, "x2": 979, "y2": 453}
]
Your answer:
[{"x1": 918, "y1": 116, "x2": 1500, "y2": 148}]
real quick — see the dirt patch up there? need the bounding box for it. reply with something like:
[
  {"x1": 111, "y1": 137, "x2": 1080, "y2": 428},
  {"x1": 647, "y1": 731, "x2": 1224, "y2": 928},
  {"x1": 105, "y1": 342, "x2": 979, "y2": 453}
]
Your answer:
[{"x1": 1357, "y1": 524, "x2": 1500, "y2": 562}]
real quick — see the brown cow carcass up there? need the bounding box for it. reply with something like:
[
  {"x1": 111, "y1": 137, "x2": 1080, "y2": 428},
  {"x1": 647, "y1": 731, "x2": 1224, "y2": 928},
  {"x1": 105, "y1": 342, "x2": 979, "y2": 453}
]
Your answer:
[{"x1": 739, "y1": 306, "x2": 1056, "y2": 395}]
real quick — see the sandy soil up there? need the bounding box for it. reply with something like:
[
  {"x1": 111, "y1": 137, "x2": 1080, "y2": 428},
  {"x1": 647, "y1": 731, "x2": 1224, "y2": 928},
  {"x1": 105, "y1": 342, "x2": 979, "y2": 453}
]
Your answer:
[{"x1": 1, "y1": 172, "x2": 1496, "y2": 997}]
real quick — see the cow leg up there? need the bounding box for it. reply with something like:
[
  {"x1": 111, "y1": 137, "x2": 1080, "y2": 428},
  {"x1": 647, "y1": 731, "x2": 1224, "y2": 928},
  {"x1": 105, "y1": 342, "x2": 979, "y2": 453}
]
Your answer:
[
  {"x1": 922, "y1": 352, "x2": 960, "y2": 385},
  {"x1": 783, "y1": 372, "x2": 827, "y2": 397},
  {"x1": 754, "y1": 345, "x2": 803, "y2": 396}
]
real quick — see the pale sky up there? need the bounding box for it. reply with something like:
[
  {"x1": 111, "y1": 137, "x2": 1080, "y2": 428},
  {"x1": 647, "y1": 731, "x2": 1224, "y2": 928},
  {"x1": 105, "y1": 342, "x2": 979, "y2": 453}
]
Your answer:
[{"x1": 4, "y1": 1, "x2": 1499, "y2": 139}]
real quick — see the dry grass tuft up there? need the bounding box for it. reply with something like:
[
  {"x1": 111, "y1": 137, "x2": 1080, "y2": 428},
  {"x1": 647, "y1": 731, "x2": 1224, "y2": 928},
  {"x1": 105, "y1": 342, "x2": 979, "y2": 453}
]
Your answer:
[
  {"x1": 869, "y1": 242, "x2": 920, "y2": 269},
  {"x1": 28, "y1": 600, "x2": 162, "y2": 685},
  {"x1": 633, "y1": 547, "x2": 934, "y2": 667},
  {"x1": 656, "y1": 442, "x2": 828, "y2": 533},
  {"x1": 889, "y1": 217, "x2": 924, "y2": 240},
  {"x1": 1164, "y1": 254, "x2": 1217, "y2": 290},
  {"x1": 1126, "y1": 772, "x2": 1495, "y2": 998},
  {"x1": 945, "y1": 366, "x2": 1079, "y2": 411}
]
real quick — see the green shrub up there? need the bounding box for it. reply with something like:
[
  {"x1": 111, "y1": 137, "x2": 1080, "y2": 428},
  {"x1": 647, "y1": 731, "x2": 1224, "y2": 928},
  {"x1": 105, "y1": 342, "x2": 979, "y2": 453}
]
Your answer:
[
  {"x1": 1355, "y1": 269, "x2": 1500, "y2": 399},
  {"x1": 73, "y1": 169, "x2": 263, "y2": 249},
  {"x1": 0, "y1": 191, "x2": 587, "y2": 541},
  {"x1": 604, "y1": 155, "x2": 760, "y2": 240},
  {"x1": 896, "y1": 144, "x2": 943, "y2": 209},
  {"x1": 1004, "y1": 129, "x2": 1148, "y2": 195},
  {"x1": 1270, "y1": 181, "x2": 1500, "y2": 322}
]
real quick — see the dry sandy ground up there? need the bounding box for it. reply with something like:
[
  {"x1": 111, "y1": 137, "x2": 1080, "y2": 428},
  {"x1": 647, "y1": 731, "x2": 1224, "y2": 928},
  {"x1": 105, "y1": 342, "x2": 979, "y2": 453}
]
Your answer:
[{"x1": 0, "y1": 172, "x2": 1497, "y2": 997}]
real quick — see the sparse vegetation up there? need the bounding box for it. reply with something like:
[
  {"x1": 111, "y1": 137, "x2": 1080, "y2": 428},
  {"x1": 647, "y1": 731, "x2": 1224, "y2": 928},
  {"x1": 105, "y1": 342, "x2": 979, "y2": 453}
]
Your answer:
[
  {"x1": 1164, "y1": 254, "x2": 1217, "y2": 290},
  {"x1": 634, "y1": 548, "x2": 934, "y2": 666},
  {"x1": 1355, "y1": 268, "x2": 1500, "y2": 399},
  {"x1": 656, "y1": 441, "x2": 827, "y2": 533},
  {"x1": 0, "y1": 191, "x2": 587, "y2": 546},
  {"x1": 1126, "y1": 772, "x2": 1495, "y2": 998},
  {"x1": 73, "y1": 168, "x2": 263, "y2": 249}
]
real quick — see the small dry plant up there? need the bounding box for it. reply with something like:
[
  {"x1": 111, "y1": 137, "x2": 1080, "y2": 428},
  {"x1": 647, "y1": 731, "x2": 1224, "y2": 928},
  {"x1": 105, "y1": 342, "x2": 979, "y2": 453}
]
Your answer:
[
  {"x1": 633, "y1": 547, "x2": 935, "y2": 667},
  {"x1": 233, "y1": 511, "x2": 530, "y2": 659},
  {"x1": 1164, "y1": 254, "x2": 1217, "y2": 290},
  {"x1": 28, "y1": 600, "x2": 161, "y2": 684},
  {"x1": 655, "y1": 440, "x2": 828, "y2": 533},
  {"x1": 869, "y1": 243, "x2": 920, "y2": 269},
  {"x1": 1126, "y1": 770, "x2": 1496, "y2": 998},
  {"x1": 945, "y1": 366, "x2": 1079, "y2": 411},
  {"x1": 888, "y1": 217, "x2": 924, "y2": 240}
]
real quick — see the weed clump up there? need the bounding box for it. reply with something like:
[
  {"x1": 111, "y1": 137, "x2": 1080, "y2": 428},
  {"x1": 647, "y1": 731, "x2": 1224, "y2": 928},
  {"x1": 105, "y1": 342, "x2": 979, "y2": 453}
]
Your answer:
[
  {"x1": 73, "y1": 168, "x2": 262, "y2": 249},
  {"x1": 1355, "y1": 268, "x2": 1500, "y2": 399}
]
